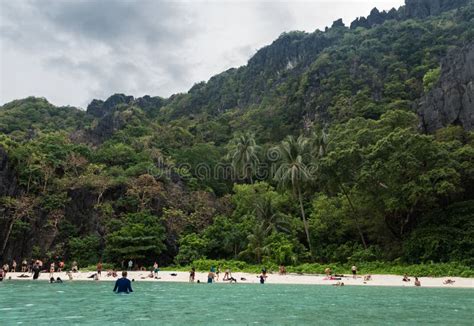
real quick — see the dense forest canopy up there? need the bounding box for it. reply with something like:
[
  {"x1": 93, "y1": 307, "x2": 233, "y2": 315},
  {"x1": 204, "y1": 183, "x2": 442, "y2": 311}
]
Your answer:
[{"x1": 0, "y1": 0, "x2": 473, "y2": 270}]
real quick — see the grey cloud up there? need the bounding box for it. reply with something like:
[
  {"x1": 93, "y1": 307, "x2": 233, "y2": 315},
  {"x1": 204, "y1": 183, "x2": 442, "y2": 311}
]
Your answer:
[
  {"x1": 37, "y1": 0, "x2": 194, "y2": 48},
  {"x1": 1, "y1": 0, "x2": 405, "y2": 107}
]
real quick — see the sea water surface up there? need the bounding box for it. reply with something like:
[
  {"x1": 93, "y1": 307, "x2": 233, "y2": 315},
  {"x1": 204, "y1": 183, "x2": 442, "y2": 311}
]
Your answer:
[{"x1": 0, "y1": 281, "x2": 472, "y2": 325}]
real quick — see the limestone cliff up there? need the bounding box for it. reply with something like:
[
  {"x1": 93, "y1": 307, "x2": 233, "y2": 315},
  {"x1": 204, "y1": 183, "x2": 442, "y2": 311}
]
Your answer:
[{"x1": 418, "y1": 43, "x2": 474, "y2": 132}]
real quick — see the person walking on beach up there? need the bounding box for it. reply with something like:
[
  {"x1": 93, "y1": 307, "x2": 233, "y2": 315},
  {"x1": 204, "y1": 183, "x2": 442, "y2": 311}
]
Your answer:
[
  {"x1": 352, "y1": 265, "x2": 357, "y2": 279},
  {"x1": 128, "y1": 260, "x2": 133, "y2": 271},
  {"x1": 414, "y1": 277, "x2": 421, "y2": 287},
  {"x1": 11, "y1": 260, "x2": 17, "y2": 272},
  {"x1": 223, "y1": 268, "x2": 231, "y2": 281},
  {"x1": 21, "y1": 259, "x2": 28, "y2": 272},
  {"x1": 32, "y1": 262, "x2": 40, "y2": 280},
  {"x1": 215, "y1": 265, "x2": 221, "y2": 281},
  {"x1": 113, "y1": 271, "x2": 133, "y2": 294},
  {"x1": 279, "y1": 264, "x2": 286, "y2": 275},
  {"x1": 49, "y1": 262, "x2": 55, "y2": 278},
  {"x1": 189, "y1": 267, "x2": 195, "y2": 282},
  {"x1": 153, "y1": 262, "x2": 159, "y2": 278},
  {"x1": 72, "y1": 261, "x2": 78, "y2": 272},
  {"x1": 97, "y1": 261, "x2": 103, "y2": 277},
  {"x1": 58, "y1": 260, "x2": 65, "y2": 272}
]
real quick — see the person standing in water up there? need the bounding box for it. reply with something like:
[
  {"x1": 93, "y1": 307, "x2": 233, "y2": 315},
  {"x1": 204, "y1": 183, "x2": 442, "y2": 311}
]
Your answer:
[
  {"x1": 207, "y1": 270, "x2": 215, "y2": 283},
  {"x1": 113, "y1": 271, "x2": 133, "y2": 293}
]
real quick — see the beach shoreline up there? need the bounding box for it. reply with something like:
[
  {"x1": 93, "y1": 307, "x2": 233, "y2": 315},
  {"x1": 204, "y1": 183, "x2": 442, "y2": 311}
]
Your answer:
[{"x1": 3, "y1": 271, "x2": 473, "y2": 288}]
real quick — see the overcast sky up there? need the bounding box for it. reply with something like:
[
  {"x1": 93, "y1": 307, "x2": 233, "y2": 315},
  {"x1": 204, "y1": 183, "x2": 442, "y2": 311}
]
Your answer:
[{"x1": 0, "y1": 0, "x2": 404, "y2": 108}]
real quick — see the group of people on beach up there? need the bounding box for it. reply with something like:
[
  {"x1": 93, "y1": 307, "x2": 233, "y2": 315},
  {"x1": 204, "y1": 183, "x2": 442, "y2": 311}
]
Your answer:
[
  {"x1": 187, "y1": 265, "x2": 268, "y2": 284},
  {"x1": 0, "y1": 259, "x2": 459, "y2": 288}
]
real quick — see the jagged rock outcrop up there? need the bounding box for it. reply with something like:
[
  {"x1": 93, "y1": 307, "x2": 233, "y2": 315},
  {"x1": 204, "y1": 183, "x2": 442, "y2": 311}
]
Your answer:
[
  {"x1": 331, "y1": 19, "x2": 345, "y2": 28},
  {"x1": 86, "y1": 93, "x2": 134, "y2": 118},
  {"x1": 404, "y1": 0, "x2": 469, "y2": 19},
  {"x1": 351, "y1": 7, "x2": 399, "y2": 29},
  {"x1": 418, "y1": 43, "x2": 474, "y2": 132},
  {"x1": 350, "y1": 0, "x2": 470, "y2": 30},
  {"x1": 86, "y1": 94, "x2": 164, "y2": 143}
]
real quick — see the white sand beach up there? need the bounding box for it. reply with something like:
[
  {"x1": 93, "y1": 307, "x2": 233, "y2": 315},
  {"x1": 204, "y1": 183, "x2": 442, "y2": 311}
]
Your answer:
[{"x1": 5, "y1": 271, "x2": 473, "y2": 288}]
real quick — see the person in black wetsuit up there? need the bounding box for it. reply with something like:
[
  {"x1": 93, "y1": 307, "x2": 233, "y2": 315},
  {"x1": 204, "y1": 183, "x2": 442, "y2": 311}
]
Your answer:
[{"x1": 113, "y1": 271, "x2": 133, "y2": 294}]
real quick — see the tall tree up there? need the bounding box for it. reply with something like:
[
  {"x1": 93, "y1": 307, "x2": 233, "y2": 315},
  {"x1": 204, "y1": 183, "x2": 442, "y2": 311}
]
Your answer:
[
  {"x1": 226, "y1": 132, "x2": 260, "y2": 183},
  {"x1": 0, "y1": 196, "x2": 35, "y2": 258},
  {"x1": 273, "y1": 135, "x2": 314, "y2": 257},
  {"x1": 311, "y1": 128, "x2": 368, "y2": 249}
]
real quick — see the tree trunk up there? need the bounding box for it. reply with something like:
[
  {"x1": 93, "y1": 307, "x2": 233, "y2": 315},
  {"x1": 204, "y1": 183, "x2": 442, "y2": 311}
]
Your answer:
[
  {"x1": 339, "y1": 183, "x2": 368, "y2": 249},
  {"x1": 0, "y1": 218, "x2": 15, "y2": 258},
  {"x1": 27, "y1": 173, "x2": 32, "y2": 194},
  {"x1": 297, "y1": 186, "x2": 314, "y2": 258}
]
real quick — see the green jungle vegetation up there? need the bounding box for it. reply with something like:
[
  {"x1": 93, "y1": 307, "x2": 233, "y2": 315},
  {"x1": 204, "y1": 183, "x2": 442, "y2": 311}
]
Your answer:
[{"x1": 0, "y1": 0, "x2": 473, "y2": 275}]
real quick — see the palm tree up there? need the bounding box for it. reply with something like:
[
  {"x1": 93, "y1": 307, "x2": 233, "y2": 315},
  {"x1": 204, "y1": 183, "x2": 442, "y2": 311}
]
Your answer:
[
  {"x1": 273, "y1": 135, "x2": 314, "y2": 257},
  {"x1": 226, "y1": 132, "x2": 260, "y2": 183},
  {"x1": 254, "y1": 196, "x2": 290, "y2": 234},
  {"x1": 244, "y1": 221, "x2": 268, "y2": 263}
]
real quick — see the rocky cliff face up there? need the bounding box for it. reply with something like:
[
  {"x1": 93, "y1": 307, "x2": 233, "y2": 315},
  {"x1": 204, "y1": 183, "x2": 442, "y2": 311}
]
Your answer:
[
  {"x1": 418, "y1": 43, "x2": 474, "y2": 133},
  {"x1": 85, "y1": 94, "x2": 164, "y2": 143},
  {"x1": 350, "y1": 0, "x2": 470, "y2": 30},
  {"x1": 404, "y1": 0, "x2": 469, "y2": 19},
  {"x1": 0, "y1": 147, "x2": 19, "y2": 197}
]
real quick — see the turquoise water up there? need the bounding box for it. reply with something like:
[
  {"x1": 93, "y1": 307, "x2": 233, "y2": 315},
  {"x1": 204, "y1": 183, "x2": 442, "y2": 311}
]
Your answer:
[{"x1": 0, "y1": 281, "x2": 472, "y2": 325}]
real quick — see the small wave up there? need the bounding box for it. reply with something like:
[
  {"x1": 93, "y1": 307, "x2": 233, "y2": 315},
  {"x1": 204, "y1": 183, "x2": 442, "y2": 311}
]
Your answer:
[
  {"x1": 0, "y1": 307, "x2": 13, "y2": 311},
  {"x1": 25, "y1": 304, "x2": 34, "y2": 307},
  {"x1": 64, "y1": 316, "x2": 83, "y2": 319}
]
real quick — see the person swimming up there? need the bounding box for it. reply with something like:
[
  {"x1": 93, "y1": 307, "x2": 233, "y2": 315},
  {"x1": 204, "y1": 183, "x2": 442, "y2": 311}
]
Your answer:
[
  {"x1": 49, "y1": 277, "x2": 63, "y2": 283},
  {"x1": 113, "y1": 271, "x2": 133, "y2": 294}
]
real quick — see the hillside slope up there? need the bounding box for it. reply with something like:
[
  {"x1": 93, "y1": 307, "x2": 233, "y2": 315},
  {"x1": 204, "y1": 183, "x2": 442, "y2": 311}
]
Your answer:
[{"x1": 0, "y1": 0, "x2": 473, "y2": 268}]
